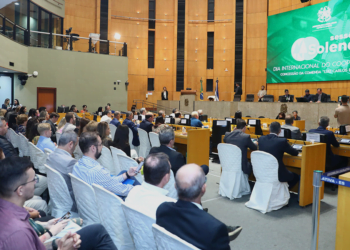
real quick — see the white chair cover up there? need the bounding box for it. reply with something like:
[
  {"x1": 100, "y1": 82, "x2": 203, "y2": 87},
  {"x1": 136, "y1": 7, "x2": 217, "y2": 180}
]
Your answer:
[
  {"x1": 245, "y1": 151, "x2": 290, "y2": 214},
  {"x1": 217, "y1": 143, "x2": 250, "y2": 199},
  {"x1": 18, "y1": 133, "x2": 30, "y2": 156},
  {"x1": 97, "y1": 146, "x2": 115, "y2": 174},
  {"x1": 163, "y1": 170, "x2": 178, "y2": 199},
  {"x1": 110, "y1": 146, "x2": 124, "y2": 174},
  {"x1": 137, "y1": 128, "x2": 151, "y2": 158},
  {"x1": 122, "y1": 203, "x2": 157, "y2": 250},
  {"x1": 69, "y1": 173, "x2": 100, "y2": 225},
  {"x1": 128, "y1": 128, "x2": 139, "y2": 156},
  {"x1": 92, "y1": 184, "x2": 135, "y2": 250},
  {"x1": 28, "y1": 142, "x2": 47, "y2": 174},
  {"x1": 109, "y1": 124, "x2": 117, "y2": 140},
  {"x1": 117, "y1": 154, "x2": 143, "y2": 183},
  {"x1": 149, "y1": 132, "x2": 160, "y2": 147},
  {"x1": 56, "y1": 132, "x2": 61, "y2": 145},
  {"x1": 152, "y1": 224, "x2": 199, "y2": 250},
  {"x1": 45, "y1": 164, "x2": 75, "y2": 218},
  {"x1": 7, "y1": 128, "x2": 20, "y2": 149},
  {"x1": 73, "y1": 143, "x2": 83, "y2": 160},
  {"x1": 44, "y1": 148, "x2": 53, "y2": 156}
]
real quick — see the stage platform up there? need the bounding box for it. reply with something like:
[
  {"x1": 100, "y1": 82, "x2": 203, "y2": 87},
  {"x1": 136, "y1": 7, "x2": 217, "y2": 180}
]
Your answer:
[{"x1": 158, "y1": 100, "x2": 340, "y2": 130}]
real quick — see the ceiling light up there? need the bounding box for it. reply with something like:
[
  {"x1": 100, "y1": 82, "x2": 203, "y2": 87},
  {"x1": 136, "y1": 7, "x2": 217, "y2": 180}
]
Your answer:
[
  {"x1": 114, "y1": 33, "x2": 121, "y2": 40},
  {"x1": 14, "y1": 2, "x2": 19, "y2": 5}
]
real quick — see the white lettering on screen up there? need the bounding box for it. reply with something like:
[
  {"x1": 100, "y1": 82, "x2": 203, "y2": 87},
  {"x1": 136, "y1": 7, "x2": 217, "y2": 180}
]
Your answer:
[
  {"x1": 216, "y1": 120, "x2": 227, "y2": 126},
  {"x1": 306, "y1": 133, "x2": 321, "y2": 142}
]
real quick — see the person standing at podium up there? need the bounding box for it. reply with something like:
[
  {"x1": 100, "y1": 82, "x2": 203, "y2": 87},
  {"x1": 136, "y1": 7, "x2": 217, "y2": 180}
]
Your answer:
[{"x1": 161, "y1": 87, "x2": 168, "y2": 100}]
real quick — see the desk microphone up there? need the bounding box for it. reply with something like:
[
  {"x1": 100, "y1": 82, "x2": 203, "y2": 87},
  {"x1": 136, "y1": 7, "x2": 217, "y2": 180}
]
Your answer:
[{"x1": 303, "y1": 141, "x2": 306, "y2": 145}]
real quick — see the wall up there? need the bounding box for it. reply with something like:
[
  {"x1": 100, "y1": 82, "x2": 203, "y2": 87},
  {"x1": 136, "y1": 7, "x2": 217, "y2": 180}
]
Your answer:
[
  {"x1": 31, "y1": 0, "x2": 65, "y2": 18},
  {"x1": 0, "y1": 34, "x2": 28, "y2": 73}
]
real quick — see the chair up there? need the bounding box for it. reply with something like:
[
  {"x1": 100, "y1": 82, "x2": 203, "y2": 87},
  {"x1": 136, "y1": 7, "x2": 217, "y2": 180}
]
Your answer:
[
  {"x1": 117, "y1": 154, "x2": 143, "y2": 183},
  {"x1": 217, "y1": 144, "x2": 250, "y2": 199},
  {"x1": 92, "y1": 184, "x2": 135, "y2": 250},
  {"x1": 246, "y1": 94, "x2": 254, "y2": 102},
  {"x1": 45, "y1": 164, "x2": 76, "y2": 218},
  {"x1": 258, "y1": 116, "x2": 265, "y2": 118},
  {"x1": 122, "y1": 203, "x2": 157, "y2": 250},
  {"x1": 233, "y1": 95, "x2": 241, "y2": 102},
  {"x1": 7, "y1": 128, "x2": 19, "y2": 149},
  {"x1": 109, "y1": 123, "x2": 117, "y2": 139},
  {"x1": 56, "y1": 132, "x2": 61, "y2": 145},
  {"x1": 73, "y1": 143, "x2": 83, "y2": 160},
  {"x1": 138, "y1": 128, "x2": 151, "y2": 158},
  {"x1": 18, "y1": 133, "x2": 30, "y2": 157},
  {"x1": 149, "y1": 132, "x2": 160, "y2": 147},
  {"x1": 28, "y1": 142, "x2": 47, "y2": 174},
  {"x1": 262, "y1": 95, "x2": 274, "y2": 102},
  {"x1": 44, "y1": 148, "x2": 53, "y2": 156},
  {"x1": 163, "y1": 169, "x2": 178, "y2": 199},
  {"x1": 152, "y1": 224, "x2": 199, "y2": 250},
  {"x1": 69, "y1": 173, "x2": 101, "y2": 225},
  {"x1": 109, "y1": 146, "x2": 123, "y2": 174},
  {"x1": 97, "y1": 146, "x2": 116, "y2": 174},
  {"x1": 245, "y1": 151, "x2": 290, "y2": 213}
]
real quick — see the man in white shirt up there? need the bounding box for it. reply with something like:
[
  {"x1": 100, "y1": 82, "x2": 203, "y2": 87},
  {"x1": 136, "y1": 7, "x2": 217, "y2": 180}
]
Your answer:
[
  {"x1": 125, "y1": 152, "x2": 175, "y2": 219},
  {"x1": 62, "y1": 112, "x2": 76, "y2": 133},
  {"x1": 100, "y1": 110, "x2": 112, "y2": 123}
]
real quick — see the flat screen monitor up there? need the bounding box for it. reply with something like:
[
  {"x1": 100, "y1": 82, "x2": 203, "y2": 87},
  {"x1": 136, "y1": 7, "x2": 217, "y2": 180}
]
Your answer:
[
  {"x1": 225, "y1": 117, "x2": 236, "y2": 125},
  {"x1": 184, "y1": 114, "x2": 191, "y2": 119},
  {"x1": 339, "y1": 125, "x2": 350, "y2": 135},
  {"x1": 133, "y1": 115, "x2": 138, "y2": 120},
  {"x1": 302, "y1": 133, "x2": 327, "y2": 143},
  {"x1": 278, "y1": 128, "x2": 291, "y2": 139},
  {"x1": 247, "y1": 119, "x2": 261, "y2": 127},
  {"x1": 165, "y1": 117, "x2": 171, "y2": 124},
  {"x1": 180, "y1": 118, "x2": 190, "y2": 126}
]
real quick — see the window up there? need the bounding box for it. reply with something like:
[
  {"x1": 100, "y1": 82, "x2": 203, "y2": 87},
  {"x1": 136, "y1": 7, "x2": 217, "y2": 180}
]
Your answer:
[
  {"x1": 149, "y1": 0, "x2": 155, "y2": 29},
  {"x1": 52, "y1": 14, "x2": 63, "y2": 47},
  {"x1": 100, "y1": 0, "x2": 109, "y2": 54},
  {"x1": 0, "y1": 0, "x2": 28, "y2": 29},
  {"x1": 148, "y1": 78, "x2": 154, "y2": 91},
  {"x1": 207, "y1": 32, "x2": 214, "y2": 69},
  {"x1": 208, "y1": 0, "x2": 214, "y2": 21},
  {"x1": 206, "y1": 79, "x2": 213, "y2": 92},
  {"x1": 148, "y1": 31, "x2": 155, "y2": 68}
]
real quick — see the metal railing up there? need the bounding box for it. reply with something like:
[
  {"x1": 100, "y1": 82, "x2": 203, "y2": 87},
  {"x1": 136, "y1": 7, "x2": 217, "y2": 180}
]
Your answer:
[{"x1": 133, "y1": 99, "x2": 191, "y2": 115}]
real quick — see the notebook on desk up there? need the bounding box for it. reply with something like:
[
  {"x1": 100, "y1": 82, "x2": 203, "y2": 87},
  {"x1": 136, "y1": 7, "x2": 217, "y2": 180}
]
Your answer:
[{"x1": 292, "y1": 144, "x2": 303, "y2": 152}]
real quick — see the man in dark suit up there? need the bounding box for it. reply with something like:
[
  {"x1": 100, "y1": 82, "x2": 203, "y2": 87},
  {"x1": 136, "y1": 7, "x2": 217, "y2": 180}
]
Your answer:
[
  {"x1": 312, "y1": 88, "x2": 328, "y2": 103},
  {"x1": 234, "y1": 82, "x2": 242, "y2": 96},
  {"x1": 309, "y1": 116, "x2": 346, "y2": 171},
  {"x1": 223, "y1": 119, "x2": 257, "y2": 175},
  {"x1": 156, "y1": 164, "x2": 241, "y2": 250},
  {"x1": 303, "y1": 89, "x2": 313, "y2": 102},
  {"x1": 45, "y1": 112, "x2": 59, "y2": 143},
  {"x1": 279, "y1": 89, "x2": 294, "y2": 102},
  {"x1": 110, "y1": 111, "x2": 121, "y2": 127},
  {"x1": 258, "y1": 122, "x2": 299, "y2": 189},
  {"x1": 122, "y1": 111, "x2": 140, "y2": 147},
  {"x1": 149, "y1": 127, "x2": 208, "y2": 176},
  {"x1": 161, "y1": 86, "x2": 168, "y2": 100},
  {"x1": 139, "y1": 112, "x2": 154, "y2": 133}
]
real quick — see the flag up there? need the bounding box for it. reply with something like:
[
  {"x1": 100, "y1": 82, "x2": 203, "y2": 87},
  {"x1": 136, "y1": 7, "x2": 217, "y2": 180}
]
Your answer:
[
  {"x1": 200, "y1": 78, "x2": 203, "y2": 100},
  {"x1": 215, "y1": 78, "x2": 219, "y2": 101}
]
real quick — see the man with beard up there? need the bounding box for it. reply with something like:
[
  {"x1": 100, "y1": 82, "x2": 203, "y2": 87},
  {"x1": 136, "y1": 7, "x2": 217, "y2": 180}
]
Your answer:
[{"x1": 72, "y1": 132, "x2": 140, "y2": 199}]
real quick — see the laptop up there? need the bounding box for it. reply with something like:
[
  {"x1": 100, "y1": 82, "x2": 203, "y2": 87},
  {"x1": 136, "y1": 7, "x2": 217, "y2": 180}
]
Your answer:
[
  {"x1": 296, "y1": 97, "x2": 308, "y2": 102},
  {"x1": 338, "y1": 138, "x2": 350, "y2": 145}
]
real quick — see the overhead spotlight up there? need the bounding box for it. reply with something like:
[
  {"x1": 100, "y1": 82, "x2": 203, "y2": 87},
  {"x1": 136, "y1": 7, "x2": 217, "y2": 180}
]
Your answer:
[{"x1": 14, "y1": 2, "x2": 19, "y2": 5}]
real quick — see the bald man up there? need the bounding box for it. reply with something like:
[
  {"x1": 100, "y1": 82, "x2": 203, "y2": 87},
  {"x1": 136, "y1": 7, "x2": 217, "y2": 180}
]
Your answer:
[{"x1": 156, "y1": 164, "x2": 241, "y2": 249}]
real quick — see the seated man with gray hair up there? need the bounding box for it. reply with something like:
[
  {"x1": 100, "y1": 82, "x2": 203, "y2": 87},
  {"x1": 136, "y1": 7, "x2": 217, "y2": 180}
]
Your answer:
[
  {"x1": 36, "y1": 123, "x2": 56, "y2": 152},
  {"x1": 281, "y1": 114, "x2": 302, "y2": 140},
  {"x1": 110, "y1": 111, "x2": 121, "y2": 127},
  {"x1": 190, "y1": 111, "x2": 203, "y2": 128},
  {"x1": 47, "y1": 131, "x2": 79, "y2": 212}
]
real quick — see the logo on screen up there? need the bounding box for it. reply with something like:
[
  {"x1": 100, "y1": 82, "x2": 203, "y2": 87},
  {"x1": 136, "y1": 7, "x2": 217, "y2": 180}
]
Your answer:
[
  {"x1": 291, "y1": 37, "x2": 319, "y2": 61},
  {"x1": 317, "y1": 6, "x2": 331, "y2": 23}
]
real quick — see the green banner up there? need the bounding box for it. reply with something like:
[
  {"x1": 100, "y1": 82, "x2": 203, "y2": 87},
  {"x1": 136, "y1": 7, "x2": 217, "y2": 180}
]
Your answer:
[{"x1": 266, "y1": 0, "x2": 350, "y2": 83}]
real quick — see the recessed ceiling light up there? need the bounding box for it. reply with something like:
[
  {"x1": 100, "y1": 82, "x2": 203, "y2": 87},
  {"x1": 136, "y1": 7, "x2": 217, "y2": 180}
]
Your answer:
[
  {"x1": 14, "y1": 2, "x2": 19, "y2": 5},
  {"x1": 3, "y1": 71, "x2": 8, "y2": 72}
]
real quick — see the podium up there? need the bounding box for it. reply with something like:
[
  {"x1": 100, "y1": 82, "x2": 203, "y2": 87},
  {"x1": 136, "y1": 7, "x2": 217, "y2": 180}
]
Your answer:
[{"x1": 180, "y1": 90, "x2": 196, "y2": 112}]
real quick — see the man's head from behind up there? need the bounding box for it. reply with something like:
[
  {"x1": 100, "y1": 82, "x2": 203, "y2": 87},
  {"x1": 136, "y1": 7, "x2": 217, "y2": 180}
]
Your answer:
[
  {"x1": 65, "y1": 112, "x2": 76, "y2": 125},
  {"x1": 191, "y1": 111, "x2": 199, "y2": 119},
  {"x1": 198, "y1": 109, "x2": 203, "y2": 115},
  {"x1": 144, "y1": 153, "x2": 171, "y2": 188},
  {"x1": 79, "y1": 132, "x2": 102, "y2": 160},
  {"x1": 58, "y1": 131, "x2": 78, "y2": 155},
  {"x1": 175, "y1": 164, "x2": 206, "y2": 202},
  {"x1": 126, "y1": 111, "x2": 133, "y2": 120},
  {"x1": 158, "y1": 110, "x2": 165, "y2": 118},
  {"x1": 0, "y1": 117, "x2": 8, "y2": 136},
  {"x1": 341, "y1": 95, "x2": 349, "y2": 104},
  {"x1": 319, "y1": 116, "x2": 330, "y2": 128},
  {"x1": 40, "y1": 111, "x2": 49, "y2": 120},
  {"x1": 145, "y1": 112, "x2": 154, "y2": 122},
  {"x1": 175, "y1": 112, "x2": 181, "y2": 118},
  {"x1": 285, "y1": 114, "x2": 294, "y2": 125},
  {"x1": 159, "y1": 127, "x2": 175, "y2": 147},
  {"x1": 270, "y1": 121, "x2": 281, "y2": 134},
  {"x1": 37, "y1": 123, "x2": 51, "y2": 137},
  {"x1": 235, "y1": 119, "x2": 246, "y2": 132},
  {"x1": 0, "y1": 156, "x2": 36, "y2": 203}
]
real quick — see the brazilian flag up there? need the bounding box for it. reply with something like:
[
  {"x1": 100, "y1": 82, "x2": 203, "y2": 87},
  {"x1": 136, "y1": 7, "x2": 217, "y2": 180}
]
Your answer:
[{"x1": 200, "y1": 78, "x2": 203, "y2": 100}]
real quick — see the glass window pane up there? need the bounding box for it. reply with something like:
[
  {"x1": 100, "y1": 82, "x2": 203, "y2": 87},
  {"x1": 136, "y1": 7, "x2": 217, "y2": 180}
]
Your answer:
[
  {"x1": 0, "y1": 0, "x2": 28, "y2": 29},
  {"x1": 30, "y1": 3, "x2": 39, "y2": 47},
  {"x1": 40, "y1": 9, "x2": 50, "y2": 48},
  {"x1": 4, "y1": 20, "x2": 14, "y2": 39},
  {"x1": 52, "y1": 15, "x2": 62, "y2": 48},
  {"x1": 16, "y1": 27, "x2": 25, "y2": 43}
]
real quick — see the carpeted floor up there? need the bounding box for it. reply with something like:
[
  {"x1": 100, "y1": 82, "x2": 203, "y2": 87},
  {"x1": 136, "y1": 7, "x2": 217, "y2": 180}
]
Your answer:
[{"x1": 202, "y1": 159, "x2": 338, "y2": 250}]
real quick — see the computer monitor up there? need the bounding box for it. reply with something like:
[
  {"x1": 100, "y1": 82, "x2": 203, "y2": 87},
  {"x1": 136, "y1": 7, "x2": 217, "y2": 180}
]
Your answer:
[
  {"x1": 278, "y1": 128, "x2": 292, "y2": 139},
  {"x1": 302, "y1": 133, "x2": 327, "y2": 143},
  {"x1": 184, "y1": 114, "x2": 191, "y2": 119},
  {"x1": 339, "y1": 125, "x2": 350, "y2": 135},
  {"x1": 57, "y1": 107, "x2": 64, "y2": 113},
  {"x1": 212, "y1": 120, "x2": 231, "y2": 149},
  {"x1": 296, "y1": 97, "x2": 308, "y2": 102},
  {"x1": 199, "y1": 115, "x2": 208, "y2": 122},
  {"x1": 165, "y1": 117, "x2": 175, "y2": 124},
  {"x1": 64, "y1": 107, "x2": 69, "y2": 113},
  {"x1": 247, "y1": 119, "x2": 261, "y2": 127},
  {"x1": 180, "y1": 118, "x2": 191, "y2": 126},
  {"x1": 225, "y1": 117, "x2": 236, "y2": 125},
  {"x1": 133, "y1": 115, "x2": 138, "y2": 120}
]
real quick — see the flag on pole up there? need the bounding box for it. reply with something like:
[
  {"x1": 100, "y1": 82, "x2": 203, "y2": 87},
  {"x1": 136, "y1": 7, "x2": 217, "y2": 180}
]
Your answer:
[
  {"x1": 200, "y1": 78, "x2": 203, "y2": 100},
  {"x1": 215, "y1": 78, "x2": 219, "y2": 101}
]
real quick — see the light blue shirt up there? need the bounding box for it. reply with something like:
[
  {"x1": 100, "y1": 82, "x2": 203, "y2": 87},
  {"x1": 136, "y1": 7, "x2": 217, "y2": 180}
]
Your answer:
[
  {"x1": 36, "y1": 136, "x2": 56, "y2": 152},
  {"x1": 73, "y1": 156, "x2": 134, "y2": 196}
]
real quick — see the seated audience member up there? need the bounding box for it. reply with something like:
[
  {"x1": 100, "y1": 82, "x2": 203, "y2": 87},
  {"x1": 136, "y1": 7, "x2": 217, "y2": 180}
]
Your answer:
[
  {"x1": 279, "y1": 89, "x2": 293, "y2": 102},
  {"x1": 73, "y1": 132, "x2": 140, "y2": 198},
  {"x1": 122, "y1": 111, "x2": 140, "y2": 147},
  {"x1": 0, "y1": 109, "x2": 7, "y2": 117},
  {"x1": 112, "y1": 125, "x2": 132, "y2": 156},
  {"x1": 281, "y1": 114, "x2": 302, "y2": 140},
  {"x1": 223, "y1": 119, "x2": 257, "y2": 175},
  {"x1": 150, "y1": 127, "x2": 209, "y2": 176},
  {"x1": 26, "y1": 117, "x2": 38, "y2": 139},
  {"x1": 312, "y1": 88, "x2": 328, "y2": 103},
  {"x1": 334, "y1": 95, "x2": 350, "y2": 126},
  {"x1": 38, "y1": 107, "x2": 46, "y2": 113},
  {"x1": 84, "y1": 120, "x2": 98, "y2": 133},
  {"x1": 139, "y1": 112, "x2": 154, "y2": 133},
  {"x1": 2, "y1": 98, "x2": 11, "y2": 110},
  {"x1": 62, "y1": 112, "x2": 76, "y2": 133},
  {"x1": 97, "y1": 121, "x2": 112, "y2": 148},
  {"x1": 39, "y1": 111, "x2": 49, "y2": 121},
  {"x1": 19, "y1": 106, "x2": 27, "y2": 115},
  {"x1": 126, "y1": 153, "x2": 176, "y2": 219},
  {"x1": 45, "y1": 112, "x2": 59, "y2": 143},
  {"x1": 57, "y1": 117, "x2": 66, "y2": 133},
  {"x1": 303, "y1": 89, "x2": 313, "y2": 102},
  {"x1": 153, "y1": 116, "x2": 166, "y2": 133},
  {"x1": 174, "y1": 112, "x2": 181, "y2": 124},
  {"x1": 170, "y1": 108, "x2": 178, "y2": 118},
  {"x1": 28, "y1": 108, "x2": 39, "y2": 119},
  {"x1": 81, "y1": 104, "x2": 88, "y2": 113},
  {"x1": 258, "y1": 122, "x2": 299, "y2": 189},
  {"x1": 78, "y1": 117, "x2": 90, "y2": 136},
  {"x1": 0, "y1": 117, "x2": 18, "y2": 157},
  {"x1": 16, "y1": 114, "x2": 28, "y2": 135},
  {"x1": 31, "y1": 124, "x2": 41, "y2": 145},
  {"x1": 0, "y1": 156, "x2": 117, "y2": 250},
  {"x1": 276, "y1": 112, "x2": 285, "y2": 120},
  {"x1": 36, "y1": 123, "x2": 56, "y2": 152},
  {"x1": 12, "y1": 99, "x2": 21, "y2": 110},
  {"x1": 15, "y1": 107, "x2": 21, "y2": 114},
  {"x1": 158, "y1": 110, "x2": 165, "y2": 118},
  {"x1": 100, "y1": 110, "x2": 112, "y2": 123},
  {"x1": 309, "y1": 116, "x2": 347, "y2": 171},
  {"x1": 190, "y1": 111, "x2": 203, "y2": 127},
  {"x1": 47, "y1": 131, "x2": 78, "y2": 212},
  {"x1": 156, "y1": 164, "x2": 240, "y2": 250},
  {"x1": 292, "y1": 110, "x2": 301, "y2": 120},
  {"x1": 96, "y1": 107, "x2": 103, "y2": 115},
  {"x1": 69, "y1": 105, "x2": 80, "y2": 119},
  {"x1": 102, "y1": 105, "x2": 111, "y2": 116},
  {"x1": 257, "y1": 85, "x2": 267, "y2": 102},
  {"x1": 110, "y1": 111, "x2": 121, "y2": 127},
  {"x1": 140, "y1": 107, "x2": 146, "y2": 116}
]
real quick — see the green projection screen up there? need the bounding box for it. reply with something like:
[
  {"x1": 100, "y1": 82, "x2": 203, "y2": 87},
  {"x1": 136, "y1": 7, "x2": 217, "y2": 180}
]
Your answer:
[{"x1": 266, "y1": 0, "x2": 350, "y2": 83}]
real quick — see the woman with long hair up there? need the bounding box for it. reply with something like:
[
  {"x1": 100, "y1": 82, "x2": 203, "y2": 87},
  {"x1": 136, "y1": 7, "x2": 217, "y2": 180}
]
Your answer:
[
  {"x1": 28, "y1": 108, "x2": 39, "y2": 119},
  {"x1": 112, "y1": 125, "x2": 131, "y2": 157},
  {"x1": 26, "y1": 117, "x2": 39, "y2": 142},
  {"x1": 2, "y1": 98, "x2": 11, "y2": 110},
  {"x1": 78, "y1": 117, "x2": 90, "y2": 136},
  {"x1": 97, "y1": 121, "x2": 111, "y2": 148},
  {"x1": 12, "y1": 99, "x2": 21, "y2": 110},
  {"x1": 19, "y1": 106, "x2": 27, "y2": 114},
  {"x1": 57, "y1": 117, "x2": 67, "y2": 133}
]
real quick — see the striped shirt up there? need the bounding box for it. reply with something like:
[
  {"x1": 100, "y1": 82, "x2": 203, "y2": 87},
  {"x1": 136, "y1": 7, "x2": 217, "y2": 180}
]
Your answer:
[{"x1": 72, "y1": 156, "x2": 134, "y2": 196}]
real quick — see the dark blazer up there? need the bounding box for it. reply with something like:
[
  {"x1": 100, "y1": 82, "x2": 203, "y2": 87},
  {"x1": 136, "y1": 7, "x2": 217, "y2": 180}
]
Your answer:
[
  {"x1": 235, "y1": 86, "x2": 242, "y2": 96},
  {"x1": 223, "y1": 130, "x2": 257, "y2": 175},
  {"x1": 139, "y1": 120, "x2": 153, "y2": 133},
  {"x1": 156, "y1": 200, "x2": 230, "y2": 250},
  {"x1": 149, "y1": 145, "x2": 185, "y2": 176},
  {"x1": 313, "y1": 93, "x2": 328, "y2": 102},
  {"x1": 309, "y1": 126, "x2": 339, "y2": 158},
  {"x1": 110, "y1": 118, "x2": 121, "y2": 128},
  {"x1": 258, "y1": 134, "x2": 299, "y2": 182},
  {"x1": 161, "y1": 91, "x2": 169, "y2": 100},
  {"x1": 0, "y1": 135, "x2": 18, "y2": 158},
  {"x1": 122, "y1": 118, "x2": 140, "y2": 147},
  {"x1": 46, "y1": 119, "x2": 57, "y2": 143},
  {"x1": 304, "y1": 94, "x2": 313, "y2": 102}
]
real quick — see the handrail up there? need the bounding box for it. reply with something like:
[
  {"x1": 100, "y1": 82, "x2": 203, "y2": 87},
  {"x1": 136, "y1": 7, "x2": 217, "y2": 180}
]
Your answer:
[{"x1": 133, "y1": 99, "x2": 191, "y2": 115}]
